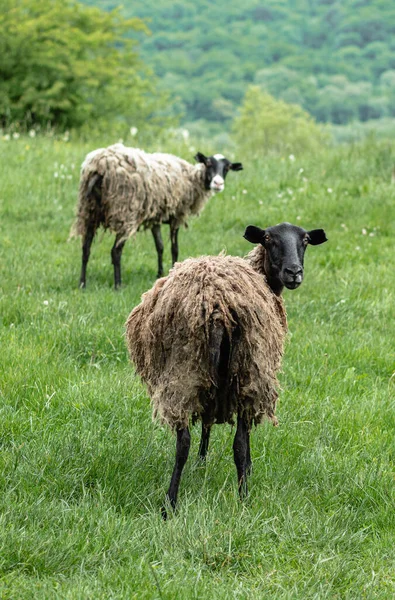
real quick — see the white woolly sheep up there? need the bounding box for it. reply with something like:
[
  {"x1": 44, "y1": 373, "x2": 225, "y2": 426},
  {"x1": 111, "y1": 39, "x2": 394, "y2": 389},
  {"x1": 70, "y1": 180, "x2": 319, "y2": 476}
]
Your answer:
[
  {"x1": 70, "y1": 144, "x2": 243, "y2": 288},
  {"x1": 126, "y1": 222, "x2": 327, "y2": 517}
]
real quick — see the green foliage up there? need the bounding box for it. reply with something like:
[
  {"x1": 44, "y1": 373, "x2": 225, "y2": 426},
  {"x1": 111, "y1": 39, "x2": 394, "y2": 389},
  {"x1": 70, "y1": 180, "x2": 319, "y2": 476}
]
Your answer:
[
  {"x1": 0, "y1": 0, "x2": 173, "y2": 133},
  {"x1": 83, "y1": 0, "x2": 395, "y2": 127},
  {"x1": 0, "y1": 133, "x2": 394, "y2": 598},
  {"x1": 232, "y1": 86, "x2": 329, "y2": 157}
]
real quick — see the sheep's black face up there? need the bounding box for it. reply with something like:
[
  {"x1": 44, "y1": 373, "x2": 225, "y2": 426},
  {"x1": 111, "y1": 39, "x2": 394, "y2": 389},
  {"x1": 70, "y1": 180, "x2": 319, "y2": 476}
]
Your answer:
[
  {"x1": 244, "y1": 222, "x2": 327, "y2": 292},
  {"x1": 194, "y1": 152, "x2": 243, "y2": 193}
]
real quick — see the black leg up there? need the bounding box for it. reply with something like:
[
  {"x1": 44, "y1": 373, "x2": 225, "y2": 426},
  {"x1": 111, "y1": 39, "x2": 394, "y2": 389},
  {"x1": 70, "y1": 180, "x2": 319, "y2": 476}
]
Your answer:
[
  {"x1": 151, "y1": 224, "x2": 164, "y2": 278},
  {"x1": 169, "y1": 221, "x2": 179, "y2": 266},
  {"x1": 111, "y1": 234, "x2": 126, "y2": 289},
  {"x1": 162, "y1": 427, "x2": 191, "y2": 520},
  {"x1": 198, "y1": 424, "x2": 211, "y2": 461},
  {"x1": 233, "y1": 415, "x2": 250, "y2": 499},
  {"x1": 246, "y1": 429, "x2": 252, "y2": 475},
  {"x1": 79, "y1": 226, "x2": 95, "y2": 288}
]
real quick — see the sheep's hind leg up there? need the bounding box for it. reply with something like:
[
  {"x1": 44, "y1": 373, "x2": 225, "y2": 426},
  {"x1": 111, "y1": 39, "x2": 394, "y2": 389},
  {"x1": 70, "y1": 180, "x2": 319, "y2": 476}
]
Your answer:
[
  {"x1": 162, "y1": 427, "x2": 191, "y2": 520},
  {"x1": 79, "y1": 225, "x2": 95, "y2": 288},
  {"x1": 198, "y1": 424, "x2": 211, "y2": 461},
  {"x1": 233, "y1": 415, "x2": 250, "y2": 499},
  {"x1": 111, "y1": 234, "x2": 126, "y2": 289},
  {"x1": 169, "y1": 220, "x2": 179, "y2": 266},
  {"x1": 246, "y1": 429, "x2": 252, "y2": 475},
  {"x1": 151, "y1": 224, "x2": 164, "y2": 278}
]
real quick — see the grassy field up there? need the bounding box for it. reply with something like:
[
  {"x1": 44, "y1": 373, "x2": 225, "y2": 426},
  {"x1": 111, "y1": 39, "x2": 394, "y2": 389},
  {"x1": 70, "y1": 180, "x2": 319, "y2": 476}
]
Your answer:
[{"x1": 0, "y1": 134, "x2": 394, "y2": 599}]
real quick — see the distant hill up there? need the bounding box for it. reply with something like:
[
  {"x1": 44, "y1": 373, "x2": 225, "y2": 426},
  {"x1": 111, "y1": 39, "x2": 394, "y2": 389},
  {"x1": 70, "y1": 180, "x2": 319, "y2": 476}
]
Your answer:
[{"x1": 83, "y1": 0, "x2": 395, "y2": 126}]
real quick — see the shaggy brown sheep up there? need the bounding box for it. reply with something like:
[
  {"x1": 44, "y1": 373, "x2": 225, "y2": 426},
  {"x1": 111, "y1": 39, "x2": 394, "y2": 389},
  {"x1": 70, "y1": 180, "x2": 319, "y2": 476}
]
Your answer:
[
  {"x1": 126, "y1": 222, "x2": 327, "y2": 517},
  {"x1": 70, "y1": 144, "x2": 242, "y2": 288}
]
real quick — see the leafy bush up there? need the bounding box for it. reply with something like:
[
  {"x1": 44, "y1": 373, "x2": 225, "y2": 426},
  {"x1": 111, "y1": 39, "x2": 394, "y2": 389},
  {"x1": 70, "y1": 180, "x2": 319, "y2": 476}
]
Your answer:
[
  {"x1": 232, "y1": 86, "x2": 330, "y2": 157},
  {"x1": 0, "y1": 0, "x2": 173, "y2": 133}
]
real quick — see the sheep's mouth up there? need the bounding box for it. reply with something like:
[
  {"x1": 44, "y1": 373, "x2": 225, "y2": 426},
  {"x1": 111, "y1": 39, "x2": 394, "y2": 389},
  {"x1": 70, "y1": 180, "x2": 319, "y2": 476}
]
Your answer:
[
  {"x1": 284, "y1": 280, "x2": 302, "y2": 290},
  {"x1": 211, "y1": 185, "x2": 224, "y2": 193}
]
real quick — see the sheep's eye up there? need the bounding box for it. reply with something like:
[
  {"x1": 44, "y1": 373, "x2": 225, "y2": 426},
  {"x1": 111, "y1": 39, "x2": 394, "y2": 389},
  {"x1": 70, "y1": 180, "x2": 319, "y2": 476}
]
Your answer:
[
  {"x1": 303, "y1": 235, "x2": 309, "y2": 245},
  {"x1": 264, "y1": 234, "x2": 271, "y2": 243}
]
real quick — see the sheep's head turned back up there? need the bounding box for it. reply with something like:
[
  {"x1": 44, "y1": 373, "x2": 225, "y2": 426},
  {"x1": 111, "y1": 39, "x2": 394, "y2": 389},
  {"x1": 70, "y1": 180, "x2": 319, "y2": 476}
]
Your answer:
[
  {"x1": 194, "y1": 152, "x2": 243, "y2": 193},
  {"x1": 244, "y1": 222, "x2": 327, "y2": 296}
]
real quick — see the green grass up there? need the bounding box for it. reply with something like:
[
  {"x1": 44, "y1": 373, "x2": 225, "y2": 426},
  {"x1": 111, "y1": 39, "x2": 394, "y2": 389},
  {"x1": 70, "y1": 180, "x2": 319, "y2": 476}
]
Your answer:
[{"x1": 0, "y1": 134, "x2": 394, "y2": 599}]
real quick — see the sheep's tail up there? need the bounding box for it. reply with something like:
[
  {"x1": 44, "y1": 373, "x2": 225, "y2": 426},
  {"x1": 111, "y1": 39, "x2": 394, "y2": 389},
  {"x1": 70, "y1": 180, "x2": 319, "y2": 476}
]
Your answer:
[
  {"x1": 69, "y1": 172, "x2": 103, "y2": 240},
  {"x1": 209, "y1": 309, "x2": 233, "y2": 385}
]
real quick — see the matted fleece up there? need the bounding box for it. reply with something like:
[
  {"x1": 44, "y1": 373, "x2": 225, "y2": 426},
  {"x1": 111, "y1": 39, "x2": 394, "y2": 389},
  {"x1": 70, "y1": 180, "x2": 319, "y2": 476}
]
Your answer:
[
  {"x1": 70, "y1": 144, "x2": 209, "y2": 244},
  {"x1": 126, "y1": 247, "x2": 287, "y2": 430}
]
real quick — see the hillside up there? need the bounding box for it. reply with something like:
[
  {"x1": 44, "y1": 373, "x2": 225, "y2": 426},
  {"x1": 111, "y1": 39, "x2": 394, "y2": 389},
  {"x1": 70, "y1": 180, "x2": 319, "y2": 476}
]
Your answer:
[{"x1": 83, "y1": 0, "x2": 395, "y2": 126}]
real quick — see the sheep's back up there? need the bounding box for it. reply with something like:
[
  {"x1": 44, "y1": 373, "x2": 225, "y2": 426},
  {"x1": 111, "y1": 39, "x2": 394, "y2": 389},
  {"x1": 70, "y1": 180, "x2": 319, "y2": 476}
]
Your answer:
[{"x1": 126, "y1": 255, "x2": 287, "y2": 429}]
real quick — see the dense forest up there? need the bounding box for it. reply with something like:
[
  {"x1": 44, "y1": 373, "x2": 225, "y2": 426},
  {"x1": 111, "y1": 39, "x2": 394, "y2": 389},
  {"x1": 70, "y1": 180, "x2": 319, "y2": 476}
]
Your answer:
[{"x1": 85, "y1": 0, "x2": 395, "y2": 127}]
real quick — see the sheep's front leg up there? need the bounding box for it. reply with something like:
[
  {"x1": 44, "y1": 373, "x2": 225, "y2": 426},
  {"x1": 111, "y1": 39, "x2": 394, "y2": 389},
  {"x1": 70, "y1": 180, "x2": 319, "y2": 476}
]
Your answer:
[
  {"x1": 233, "y1": 415, "x2": 250, "y2": 499},
  {"x1": 111, "y1": 234, "x2": 126, "y2": 289},
  {"x1": 79, "y1": 225, "x2": 95, "y2": 288},
  {"x1": 151, "y1": 224, "x2": 164, "y2": 278},
  {"x1": 162, "y1": 427, "x2": 190, "y2": 520},
  {"x1": 198, "y1": 424, "x2": 211, "y2": 461},
  {"x1": 169, "y1": 220, "x2": 179, "y2": 266}
]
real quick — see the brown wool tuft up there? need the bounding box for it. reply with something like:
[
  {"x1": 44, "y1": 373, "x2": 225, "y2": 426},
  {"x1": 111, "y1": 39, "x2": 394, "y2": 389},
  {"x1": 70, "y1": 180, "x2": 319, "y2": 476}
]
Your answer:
[
  {"x1": 70, "y1": 144, "x2": 210, "y2": 244},
  {"x1": 126, "y1": 252, "x2": 287, "y2": 430}
]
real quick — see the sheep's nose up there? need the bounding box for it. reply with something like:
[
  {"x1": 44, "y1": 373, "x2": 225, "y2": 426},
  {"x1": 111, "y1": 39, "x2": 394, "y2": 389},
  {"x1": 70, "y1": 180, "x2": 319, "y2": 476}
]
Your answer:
[
  {"x1": 284, "y1": 266, "x2": 303, "y2": 284},
  {"x1": 284, "y1": 266, "x2": 303, "y2": 278}
]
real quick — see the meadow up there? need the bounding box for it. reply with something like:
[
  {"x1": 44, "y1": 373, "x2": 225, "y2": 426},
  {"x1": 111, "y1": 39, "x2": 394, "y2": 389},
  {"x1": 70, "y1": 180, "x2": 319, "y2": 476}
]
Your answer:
[{"x1": 0, "y1": 134, "x2": 394, "y2": 599}]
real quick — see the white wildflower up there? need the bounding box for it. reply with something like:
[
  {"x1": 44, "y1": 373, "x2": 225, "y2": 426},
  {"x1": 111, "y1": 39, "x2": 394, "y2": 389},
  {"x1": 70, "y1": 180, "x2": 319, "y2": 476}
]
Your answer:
[
  {"x1": 130, "y1": 126, "x2": 138, "y2": 137},
  {"x1": 3, "y1": 134, "x2": 10, "y2": 141},
  {"x1": 289, "y1": 154, "x2": 295, "y2": 162},
  {"x1": 29, "y1": 129, "x2": 36, "y2": 138},
  {"x1": 327, "y1": 188, "x2": 333, "y2": 193},
  {"x1": 181, "y1": 129, "x2": 189, "y2": 141},
  {"x1": 242, "y1": 189, "x2": 247, "y2": 194},
  {"x1": 361, "y1": 228, "x2": 367, "y2": 235},
  {"x1": 54, "y1": 172, "x2": 58, "y2": 178},
  {"x1": 12, "y1": 132, "x2": 20, "y2": 139},
  {"x1": 43, "y1": 300, "x2": 49, "y2": 306}
]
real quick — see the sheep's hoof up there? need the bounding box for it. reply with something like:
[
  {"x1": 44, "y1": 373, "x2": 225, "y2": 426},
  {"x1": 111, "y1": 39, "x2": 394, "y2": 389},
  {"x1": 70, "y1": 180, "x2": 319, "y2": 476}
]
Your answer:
[
  {"x1": 79, "y1": 281, "x2": 86, "y2": 289},
  {"x1": 161, "y1": 495, "x2": 176, "y2": 520}
]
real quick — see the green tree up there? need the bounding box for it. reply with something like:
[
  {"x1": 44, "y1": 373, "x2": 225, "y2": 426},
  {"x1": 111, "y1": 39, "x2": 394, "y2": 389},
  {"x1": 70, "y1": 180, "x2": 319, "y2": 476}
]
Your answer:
[
  {"x1": 232, "y1": 86, "x2": 329, "y2": 156},
  {"x1": 0, "y1": 0, "x2": 171, "y2": 132}
]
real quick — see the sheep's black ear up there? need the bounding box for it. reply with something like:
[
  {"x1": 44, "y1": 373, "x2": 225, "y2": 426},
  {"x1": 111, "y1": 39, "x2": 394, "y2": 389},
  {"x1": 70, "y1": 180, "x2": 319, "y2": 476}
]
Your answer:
[
  {"x1": 307, "y1": 229, "x2": 328, "y2": 245},
  {"x1": 243, "y1": 225, "x2": 265, "y2": 244},
  {"x1": 194, "y1": 152, "x2": 208, "y2": 165},
  {"x1": 230, "y1": 162, "x2": 243, "y2": 171}
]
